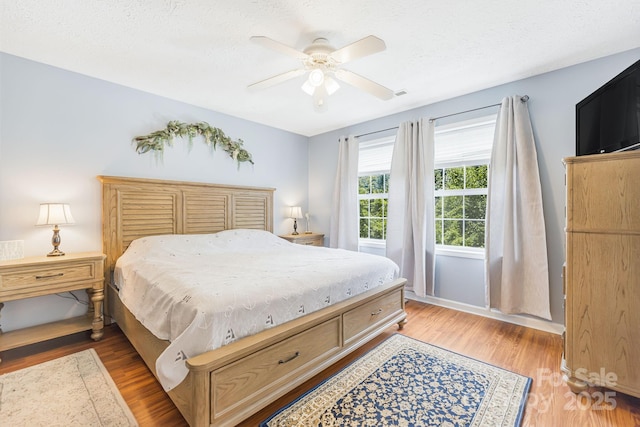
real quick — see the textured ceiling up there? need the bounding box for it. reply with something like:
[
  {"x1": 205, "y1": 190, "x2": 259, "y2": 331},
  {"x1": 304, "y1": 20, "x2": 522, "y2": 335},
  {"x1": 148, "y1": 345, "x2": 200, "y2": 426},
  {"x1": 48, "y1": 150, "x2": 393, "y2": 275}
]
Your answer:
[{"x1": 1, "y1": 1, "x2": 639, "y2": 136}]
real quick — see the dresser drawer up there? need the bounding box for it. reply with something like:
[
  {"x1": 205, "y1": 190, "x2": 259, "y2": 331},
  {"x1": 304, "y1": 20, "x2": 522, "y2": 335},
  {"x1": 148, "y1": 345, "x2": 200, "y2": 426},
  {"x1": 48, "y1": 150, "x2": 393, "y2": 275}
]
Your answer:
[
  {"x1": 0, "y1": 262, "x2": 98, "y2": 294},
  {"x1": 211, "y1": 316, "x2": 341, "y2": 418},
  {"x1": 567, "y1": 154, "x2": 640, "y2": 233},
  {"x1": 343, "y1": 288, "x2": 404, "y2": 344}
]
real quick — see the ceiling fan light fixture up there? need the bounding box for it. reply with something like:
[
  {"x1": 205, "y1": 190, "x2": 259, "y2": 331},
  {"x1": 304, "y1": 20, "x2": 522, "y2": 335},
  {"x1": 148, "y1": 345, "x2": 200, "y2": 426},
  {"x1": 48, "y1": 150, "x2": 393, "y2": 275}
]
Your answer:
[
  {"x1": 324, "y1": 76, "x2": 340, "y2": 95},
  {"x1": 301, "y1": 80, "x2": 315, "y2": 96},
  {"x1": 301, "y1": 73, "x2": 339, "y2": 97},
  {"x1": 308, "y1": 68, "x2": 325, "y2": 87}
]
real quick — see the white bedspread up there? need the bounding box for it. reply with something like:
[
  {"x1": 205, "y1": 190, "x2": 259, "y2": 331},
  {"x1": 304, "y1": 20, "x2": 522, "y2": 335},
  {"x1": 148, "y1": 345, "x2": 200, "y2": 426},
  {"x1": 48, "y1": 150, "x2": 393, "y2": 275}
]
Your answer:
[{"x1": 114, "y1": 229, "x2": 399, "y2": 390}]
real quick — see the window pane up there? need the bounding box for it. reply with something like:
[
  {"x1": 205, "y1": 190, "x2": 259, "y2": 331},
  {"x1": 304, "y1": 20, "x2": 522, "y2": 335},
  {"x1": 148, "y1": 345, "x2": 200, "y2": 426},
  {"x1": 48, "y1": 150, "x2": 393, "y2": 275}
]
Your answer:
[
  {"x1": 359, "y1": 218, "x2": 369, "y2": 238},
  {"x1": 466, "y1": 165, "x2": 488, "y2": 189},
  {"x1": 464, "y1": 195, "x2": 486, "y2": 220},
  {"x1": 359, "y1": 176, "x2": 370, "y2": 195},
  {"x1": 434, "y1": 169, "x2": 443, "y2": 190},
  {"x1": 444, "y1": 167, "x2": 464, "y2": 190},
  {"x1": 384, "y1": 173, "x2": 390, "y2": 193},
  {"x1": 435, "y1": 196, "x2": 442, "y2": 218},
  {"x1": 465, "y1": 220, "x2": 485, "y2": 248},
  {"x1": 382, "y1": 198, "x2": 388, "y2": 217},
  {"x1": 359, "y1": 199, "x2": 370, "y2": 217},
  {"x1": 371, "y1": 174, "x2": 385, "y2": 193},
  {"x1": 443, "y1": 220, "x2": 463, "y2": 246},
  {"x1": 443, "y1": 196, "x2": 463, "y2": 218},
  {"x1": 371, "y1": 199, "x2": 384, "y2": 217},
  {"x1": 370, "y1": 218, "x2": 385, "y2": 239},
  {"x1": 435, "y1": 219, "x2": 443, "y2": 244}
]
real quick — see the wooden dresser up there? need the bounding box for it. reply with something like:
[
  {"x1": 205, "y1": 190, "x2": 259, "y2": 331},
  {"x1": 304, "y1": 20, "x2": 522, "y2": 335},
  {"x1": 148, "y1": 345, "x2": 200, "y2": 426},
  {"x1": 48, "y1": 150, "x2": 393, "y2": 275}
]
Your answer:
[{"x1": 562, "y1": 151, "x2": 640, "y2": 398}]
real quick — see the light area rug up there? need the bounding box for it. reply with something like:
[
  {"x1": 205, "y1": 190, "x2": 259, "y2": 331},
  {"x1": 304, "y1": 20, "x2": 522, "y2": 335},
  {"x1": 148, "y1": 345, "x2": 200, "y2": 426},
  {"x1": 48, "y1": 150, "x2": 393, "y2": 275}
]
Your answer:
[
  {"x1": 0, "y1": 348, "x2": 138, "y2": 426},
  {"x1": 262, "y1": 334, "x2": 531, "y2": 427}
]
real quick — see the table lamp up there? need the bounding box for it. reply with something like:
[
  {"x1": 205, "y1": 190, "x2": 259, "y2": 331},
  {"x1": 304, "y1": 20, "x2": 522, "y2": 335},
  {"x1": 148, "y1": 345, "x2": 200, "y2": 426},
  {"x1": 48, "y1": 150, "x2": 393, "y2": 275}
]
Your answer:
[
  {"x1": 289, "y1": 206, "x2": 302, "y2": 235},
  {"x1": 36, "y1": 203, "x2": 75, "y2": 256}
]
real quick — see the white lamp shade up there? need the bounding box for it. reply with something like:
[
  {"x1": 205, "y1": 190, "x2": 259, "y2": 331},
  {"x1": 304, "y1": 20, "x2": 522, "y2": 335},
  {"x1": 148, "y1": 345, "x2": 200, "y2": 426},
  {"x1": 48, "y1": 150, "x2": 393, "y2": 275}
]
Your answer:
[
  {"x1": 36, "y1": 203, "x2": 75, "y2": 226},
  {"x1": 289, "y1": 206, "x2": 303, "y2": 219},
  {"x1": 324, "y1": 76, "x2": 340, "y2": 95},
  {"x1": 308, "y1": 68, "x2": 325, "y2": 87},
  {"x1": 301, "y1": 79, "x2": 315, "y2": 96}
]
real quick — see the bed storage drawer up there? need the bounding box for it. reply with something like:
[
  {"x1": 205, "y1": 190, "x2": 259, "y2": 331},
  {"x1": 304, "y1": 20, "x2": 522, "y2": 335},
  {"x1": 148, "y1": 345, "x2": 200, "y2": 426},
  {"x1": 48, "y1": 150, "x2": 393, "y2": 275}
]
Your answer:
[
  {"x1": 343, "y1": 288, "x2": 403, "y2": 345},
  {"x1": 210, "y1": 316, "x2": 341, "y2": 419}
]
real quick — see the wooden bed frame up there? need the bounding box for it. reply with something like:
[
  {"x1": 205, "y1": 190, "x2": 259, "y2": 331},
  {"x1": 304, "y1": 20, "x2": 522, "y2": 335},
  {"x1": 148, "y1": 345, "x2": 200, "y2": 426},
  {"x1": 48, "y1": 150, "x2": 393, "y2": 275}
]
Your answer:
[{"x1": 99, "y1": 175, "x2": 407, "y2": 427}]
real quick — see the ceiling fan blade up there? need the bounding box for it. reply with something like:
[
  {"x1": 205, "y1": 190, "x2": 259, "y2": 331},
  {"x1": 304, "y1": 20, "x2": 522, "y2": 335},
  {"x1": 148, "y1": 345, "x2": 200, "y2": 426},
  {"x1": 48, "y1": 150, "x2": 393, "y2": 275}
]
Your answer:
[
  {"x1": 330, "y1": 35, "x2": 386, "y2": 64},
  {"x1": 335, "y1": 69, "x2": 394, "y2": 100},
  {"x1": 250, "y1": 36, "x2": 309, "y2": 60},
  {"x1": 247, "y1": 69, "x2": 306, "y2": 91}
]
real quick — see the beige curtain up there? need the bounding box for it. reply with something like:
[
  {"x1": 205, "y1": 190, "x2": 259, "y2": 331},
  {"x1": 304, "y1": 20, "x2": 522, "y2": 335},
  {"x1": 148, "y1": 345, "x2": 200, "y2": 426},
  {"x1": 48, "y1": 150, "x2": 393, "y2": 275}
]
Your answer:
[
  {"x1": 329, "y1": 135, "x2": 359, "y2": 250},
  {"x1": 485, "y1": 95, "x2": 551, "y2": 320},
  {"x1": 386, "y1": 119, "x2": 435, "y2": 297}
]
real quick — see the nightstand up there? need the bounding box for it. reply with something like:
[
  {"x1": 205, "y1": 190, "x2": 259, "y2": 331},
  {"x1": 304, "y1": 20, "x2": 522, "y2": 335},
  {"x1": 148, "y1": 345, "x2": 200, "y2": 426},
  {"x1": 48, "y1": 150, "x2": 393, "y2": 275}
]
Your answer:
[
  {"x1": 0, "y1": 252, "x2": 106, "y2": 360},
  {"x1": 280, "y1": 233, "x2": 325, "y2": 247}
]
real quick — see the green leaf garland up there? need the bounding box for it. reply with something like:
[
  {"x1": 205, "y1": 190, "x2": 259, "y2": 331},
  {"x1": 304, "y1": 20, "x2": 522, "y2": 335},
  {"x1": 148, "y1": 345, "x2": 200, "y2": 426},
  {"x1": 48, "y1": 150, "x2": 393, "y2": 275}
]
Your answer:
[{"x1": 133, "y1": 121, "x2": 254, "y2": 166}]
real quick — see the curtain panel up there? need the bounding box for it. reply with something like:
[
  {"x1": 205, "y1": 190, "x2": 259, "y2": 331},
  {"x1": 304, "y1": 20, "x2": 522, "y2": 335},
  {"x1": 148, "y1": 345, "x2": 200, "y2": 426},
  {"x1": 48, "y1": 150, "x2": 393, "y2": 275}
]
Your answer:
[
  {"x1": 329, "y1": 135, "x2": 359, "y2": 250},
  {"x1": 485, "y1": 95, "x2": 551, "y2": 320},
  {"x1": 386, "y1": 119, "x2": 436, "y2": 297}
]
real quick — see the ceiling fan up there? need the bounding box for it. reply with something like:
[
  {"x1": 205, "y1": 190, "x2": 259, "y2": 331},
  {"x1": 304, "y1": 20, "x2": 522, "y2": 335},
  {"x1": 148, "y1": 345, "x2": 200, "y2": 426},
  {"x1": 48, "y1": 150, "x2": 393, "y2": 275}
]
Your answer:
[{"x1": 248, "y1": 35, "x2": 395, "y2": 112}]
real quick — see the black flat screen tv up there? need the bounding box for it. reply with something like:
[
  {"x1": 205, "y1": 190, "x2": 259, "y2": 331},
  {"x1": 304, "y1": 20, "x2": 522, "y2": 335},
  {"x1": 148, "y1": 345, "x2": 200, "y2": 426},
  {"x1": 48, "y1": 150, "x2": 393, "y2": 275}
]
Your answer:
[{"x1": 576, "y1": 58, "x2": 640, "y2": 156}]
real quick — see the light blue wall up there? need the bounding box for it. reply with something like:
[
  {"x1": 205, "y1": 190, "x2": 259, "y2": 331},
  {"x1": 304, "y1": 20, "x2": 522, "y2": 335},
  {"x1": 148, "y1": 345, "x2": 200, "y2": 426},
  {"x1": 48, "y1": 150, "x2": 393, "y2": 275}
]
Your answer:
[
  {"x1": 309, "y1": 48, "x2": 640, "y2": 324},
  {"x1": 2, "y1": 48, "x2": 639, "y2": 331},
  {"x1": 0, "y1": 53, "x2": 309, "y2": 331}
]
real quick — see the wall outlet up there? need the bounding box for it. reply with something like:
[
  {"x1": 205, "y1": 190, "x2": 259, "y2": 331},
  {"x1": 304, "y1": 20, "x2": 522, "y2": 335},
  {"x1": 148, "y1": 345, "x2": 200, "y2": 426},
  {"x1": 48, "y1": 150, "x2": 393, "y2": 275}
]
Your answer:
[{"x1": 0, "y1": 240, "x2": 24, "y2": 261}]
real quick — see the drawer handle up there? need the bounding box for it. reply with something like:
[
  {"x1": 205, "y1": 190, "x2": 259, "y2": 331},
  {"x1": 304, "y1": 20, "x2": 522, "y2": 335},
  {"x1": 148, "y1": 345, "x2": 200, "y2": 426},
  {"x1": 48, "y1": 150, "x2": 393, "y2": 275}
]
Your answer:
[
  {"x1": 35, "y1": 272, "x2": 64, "y2": 280},
  {"x1": 371, "y1": 308, "x2": 383, "y2": 317},
  {"x1": 278, "y1": 351, "x2": 300, "y2": 364}
]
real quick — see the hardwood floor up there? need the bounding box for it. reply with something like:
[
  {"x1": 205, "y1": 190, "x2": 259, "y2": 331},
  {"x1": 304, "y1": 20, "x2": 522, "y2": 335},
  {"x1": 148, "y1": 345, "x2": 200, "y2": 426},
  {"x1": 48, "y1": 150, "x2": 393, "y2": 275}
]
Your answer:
[{"x1": 1, "y1": 301, "x2": 638, "y2": 426}]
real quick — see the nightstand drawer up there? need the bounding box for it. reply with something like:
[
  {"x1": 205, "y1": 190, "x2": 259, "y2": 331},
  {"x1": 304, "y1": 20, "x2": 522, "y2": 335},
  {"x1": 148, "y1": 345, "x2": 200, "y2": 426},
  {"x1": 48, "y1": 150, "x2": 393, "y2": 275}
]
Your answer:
[
  {"x1": 0, "y1": 262, "x2": 97, "y2": 292},
  {"x1": 280, "y1": 233, "x2": 324, "y2": 247},
  {"x1": 292, "y1": 235, "x2": 323, "y2": 246}
]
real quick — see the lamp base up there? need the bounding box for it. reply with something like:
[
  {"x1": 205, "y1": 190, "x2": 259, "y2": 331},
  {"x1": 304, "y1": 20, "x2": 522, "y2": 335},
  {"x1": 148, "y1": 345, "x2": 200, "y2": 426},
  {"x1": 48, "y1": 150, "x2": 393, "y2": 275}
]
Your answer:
[
  {"x1": 47, "y1": 248, "x2": 65, "y2": 257},
  {"x1": 48, "y1": 226, "x2": 65, "y2": 256}
]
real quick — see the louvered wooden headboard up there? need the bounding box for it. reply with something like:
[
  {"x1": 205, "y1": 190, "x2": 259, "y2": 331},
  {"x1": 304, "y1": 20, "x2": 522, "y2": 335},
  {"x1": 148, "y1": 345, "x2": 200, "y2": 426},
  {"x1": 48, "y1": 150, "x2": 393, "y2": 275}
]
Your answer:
[{"x1": 98, "y1": 175, "x2": 274, "y2": 312}]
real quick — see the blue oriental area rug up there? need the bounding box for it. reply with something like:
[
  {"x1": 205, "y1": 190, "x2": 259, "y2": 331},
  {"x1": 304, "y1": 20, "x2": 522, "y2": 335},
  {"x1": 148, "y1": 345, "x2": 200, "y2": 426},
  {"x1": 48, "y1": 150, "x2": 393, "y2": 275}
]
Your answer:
[{"x1": 261, "y1": 334, "x2": 531, "y2": 426}]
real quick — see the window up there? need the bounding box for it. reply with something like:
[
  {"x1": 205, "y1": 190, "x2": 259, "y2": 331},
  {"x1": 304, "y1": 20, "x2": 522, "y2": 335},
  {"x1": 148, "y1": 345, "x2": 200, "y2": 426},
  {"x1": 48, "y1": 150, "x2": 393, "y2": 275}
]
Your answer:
[
  {"x1": 434, "y1": 115, "x2": 495, "y2": 252},
  {"x1": 434, "y1": 165, "x2": 487, "y2": 248},
  {"x1": 356, "y1": 115, "x2": 495, "y2": 254},
  {"x1": 358, "y1": 137, "x2": 394, "y2": 244},
  {"x1": 359, "y1": 173, "x2": 389, "y2": 240}
]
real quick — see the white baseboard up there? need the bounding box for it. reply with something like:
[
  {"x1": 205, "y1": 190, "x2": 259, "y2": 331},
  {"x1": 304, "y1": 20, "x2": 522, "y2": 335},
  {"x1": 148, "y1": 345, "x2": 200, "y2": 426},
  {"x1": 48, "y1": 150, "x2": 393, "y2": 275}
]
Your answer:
[{"x1": 405, "y1": 291, "x2": 564, "y2": 335}]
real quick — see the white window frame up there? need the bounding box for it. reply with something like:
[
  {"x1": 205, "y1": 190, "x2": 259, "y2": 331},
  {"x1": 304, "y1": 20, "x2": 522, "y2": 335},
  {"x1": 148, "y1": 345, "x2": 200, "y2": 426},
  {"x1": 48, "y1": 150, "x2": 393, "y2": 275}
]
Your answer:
[
  {"x1": 434, "y1": 162, "x2": 488, "y2": 259},
  {"x1": 433, "y1": 114, "x2": 495, "y2": 258},
  {"x1": 357, "y1": 178, "x2": 389, "y2": 248},
  {"x1": 358, "y1": 136, "x2": 394, "y2": 248}
]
